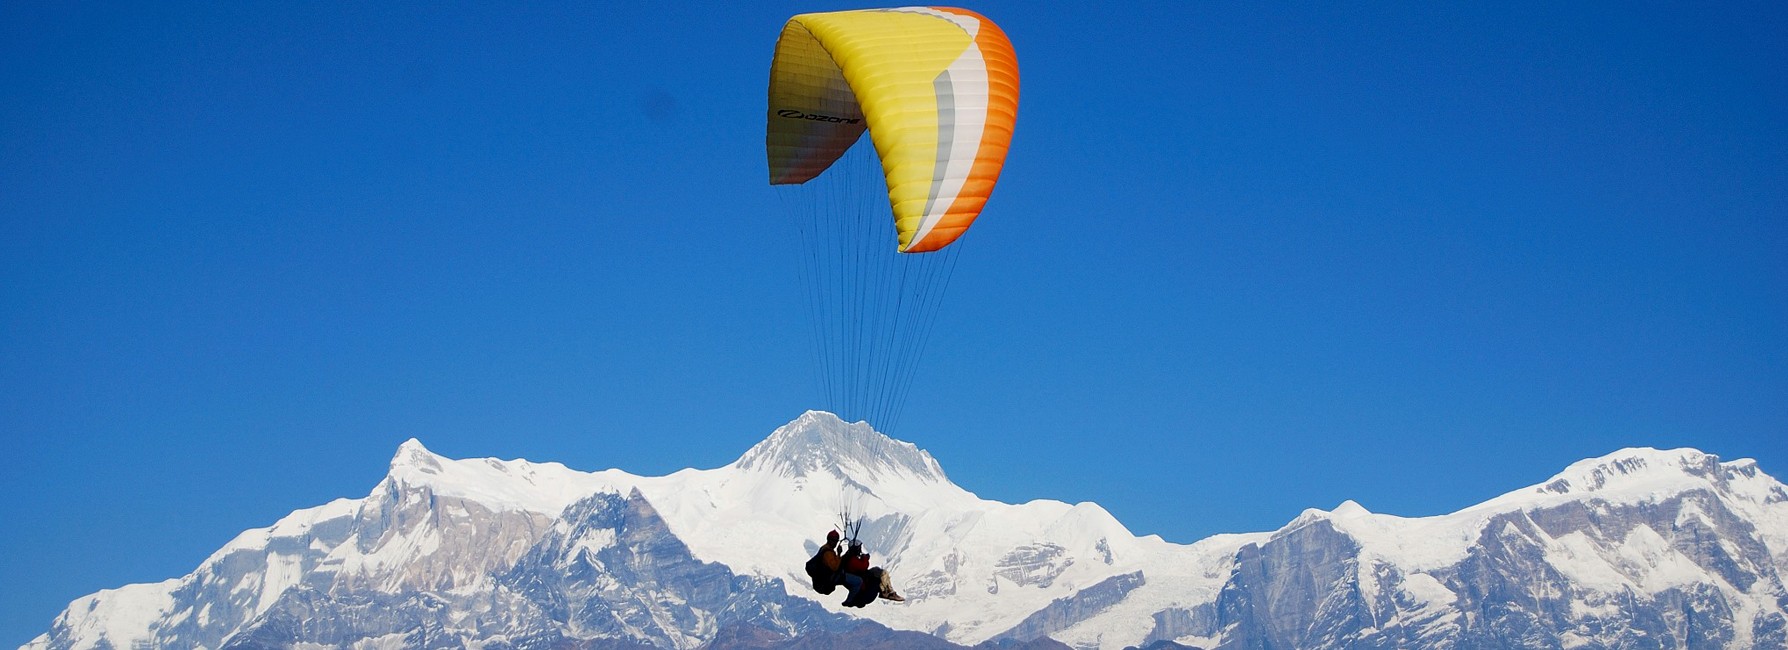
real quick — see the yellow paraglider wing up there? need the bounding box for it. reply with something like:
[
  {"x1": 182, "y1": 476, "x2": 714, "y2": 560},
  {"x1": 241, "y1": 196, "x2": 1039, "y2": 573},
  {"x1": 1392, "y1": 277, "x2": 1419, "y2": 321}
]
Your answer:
[{"x1": 767, "y1": 7, "x2": 1019, "y2": 253}]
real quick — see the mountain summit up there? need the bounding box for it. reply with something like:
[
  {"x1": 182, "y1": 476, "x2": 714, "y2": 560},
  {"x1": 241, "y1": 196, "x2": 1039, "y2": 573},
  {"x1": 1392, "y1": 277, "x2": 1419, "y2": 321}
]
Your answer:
[
  {"x1": 1524, "y1": 446, "x2": 1786, "y2": 505},
  {"x1": 26, "y1": 414, "x2": 1788, "y2": 650},
  {"x1": 734, "y1": 410, "x2": 947, "y2": 483}
]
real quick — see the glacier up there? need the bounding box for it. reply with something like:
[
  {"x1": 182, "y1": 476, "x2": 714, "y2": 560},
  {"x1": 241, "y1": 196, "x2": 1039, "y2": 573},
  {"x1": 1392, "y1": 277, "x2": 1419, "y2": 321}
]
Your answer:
[{"x1": 22, "y1": 412, "x2": 1788, "y2": 650}]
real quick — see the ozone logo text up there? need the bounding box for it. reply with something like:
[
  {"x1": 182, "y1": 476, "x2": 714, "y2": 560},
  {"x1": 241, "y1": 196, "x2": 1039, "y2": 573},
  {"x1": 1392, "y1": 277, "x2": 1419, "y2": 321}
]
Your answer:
[{"x1": 777, "y1": 109, "x2": 861, "y2": 124}]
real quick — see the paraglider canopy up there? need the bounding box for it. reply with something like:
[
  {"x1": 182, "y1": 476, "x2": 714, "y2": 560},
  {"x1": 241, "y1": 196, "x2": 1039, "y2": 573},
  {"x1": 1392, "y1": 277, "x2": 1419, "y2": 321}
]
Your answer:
[{"x1": 767, "y1": 7, "x2": 1019, "y2": 253}]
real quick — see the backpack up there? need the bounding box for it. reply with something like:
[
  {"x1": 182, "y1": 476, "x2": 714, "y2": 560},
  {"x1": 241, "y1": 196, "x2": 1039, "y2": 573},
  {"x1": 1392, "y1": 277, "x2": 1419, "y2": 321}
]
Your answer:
[{"x1": 805, "y1": 548, "x2": 839, "y2": 594}]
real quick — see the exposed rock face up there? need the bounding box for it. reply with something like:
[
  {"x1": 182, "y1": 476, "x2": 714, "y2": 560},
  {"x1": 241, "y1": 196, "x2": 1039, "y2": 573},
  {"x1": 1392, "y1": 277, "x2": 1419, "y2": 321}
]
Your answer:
[
  {"x1": 23, "y1": 417, "x2": 1788, "y2": 650},
  {"x1": 494, "y1": 490, "x2": 836, "y2": 649},
  {"x1": 1215, "y1": 520, "x2": 1378, "y2": 650},
  {"x1": 994, "y1": 572, "x2": 1146, "y2": 643},
  {"x1": 995, "y1": 544, "x2": 1076, "y2": 590}
]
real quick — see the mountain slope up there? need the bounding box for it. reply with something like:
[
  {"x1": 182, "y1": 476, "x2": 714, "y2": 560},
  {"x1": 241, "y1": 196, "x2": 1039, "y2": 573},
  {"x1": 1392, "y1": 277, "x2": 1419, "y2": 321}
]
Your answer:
[
  {"x1": 24, "y1": 413, "x2": 1788, "y2": 650},
  {"x1": 1128, "y1": 448, "x2": 1788, "y2": 650}
]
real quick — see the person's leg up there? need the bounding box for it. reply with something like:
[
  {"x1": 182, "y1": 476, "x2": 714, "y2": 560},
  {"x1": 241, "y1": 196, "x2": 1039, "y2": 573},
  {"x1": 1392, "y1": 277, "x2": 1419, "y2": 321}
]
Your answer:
[
  {"x1": 876, "y1": 568, "x2": 904, "y2": 601},
  {"x1": 848, "y1": 572, "x2": 882, "y2": 607}
]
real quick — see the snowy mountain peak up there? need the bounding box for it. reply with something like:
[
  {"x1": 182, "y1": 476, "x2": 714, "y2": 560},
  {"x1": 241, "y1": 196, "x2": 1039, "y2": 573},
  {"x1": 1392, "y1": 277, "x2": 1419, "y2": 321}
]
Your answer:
[
  {"x1": 1457, "y1": 446, "x2": 1788, "y2": 524},
  {"x1": 1530, "y1": 447, "x2": 1740, "y2": 500},
  {"x1": 1331, "y1": 499, "x2": 1371, "y2": 518},
  {"x1": 381, "y1": 439, "x2": 627, "y2": 516},
  {"x1": 733, "y1": 410, "x2": 946, "y2": 483},
  {"x1": 390, "y1": 437, "x2": 444, "y2": 475},
  {"x1": 1287, "y1": 500, "x2": 1372, "y2": 529}
]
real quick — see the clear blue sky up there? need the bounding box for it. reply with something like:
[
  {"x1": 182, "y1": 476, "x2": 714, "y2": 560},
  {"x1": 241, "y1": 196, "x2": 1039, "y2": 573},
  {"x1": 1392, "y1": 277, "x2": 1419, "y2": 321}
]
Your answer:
[{"x1": 3, "y1": 2, "x2": 1783, "y2": 644}]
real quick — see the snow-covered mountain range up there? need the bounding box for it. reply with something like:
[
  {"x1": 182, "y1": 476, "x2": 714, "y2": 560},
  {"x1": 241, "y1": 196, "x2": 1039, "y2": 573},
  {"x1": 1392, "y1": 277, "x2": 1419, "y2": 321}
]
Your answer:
[{"x1": 25, "y1": 411, "x2": 1788, "y2": 649}]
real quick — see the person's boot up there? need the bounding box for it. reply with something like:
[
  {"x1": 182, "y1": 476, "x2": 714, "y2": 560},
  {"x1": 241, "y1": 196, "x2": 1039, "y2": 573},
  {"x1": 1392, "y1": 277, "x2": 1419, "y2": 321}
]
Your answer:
[{"x1": 880, "y1": 588, "x2": 905, "y2": 602}]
